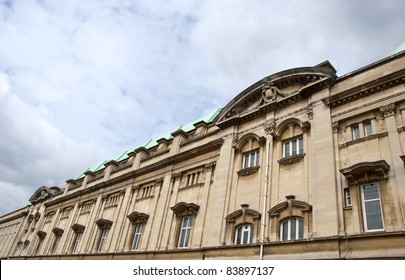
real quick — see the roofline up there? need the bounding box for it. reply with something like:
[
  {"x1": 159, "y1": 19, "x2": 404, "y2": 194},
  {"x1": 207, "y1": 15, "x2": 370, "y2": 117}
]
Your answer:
[{"x1": 337, "y1": 49, "x2": 405, "y2": 82}]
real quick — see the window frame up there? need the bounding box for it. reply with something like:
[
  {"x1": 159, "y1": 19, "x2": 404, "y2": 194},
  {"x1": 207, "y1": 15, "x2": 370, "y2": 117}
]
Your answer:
[
  {"x1": 177, "y1": 216, "x2": 193, "y2": 248},
  {"x1": 131, "y1": 223, "x2": 143, "y2": 251},
  {"x1": 234, "y1": 224, "x2": 254, "y2": 245},
  {"x1": 242, "y1": 150, "x2": 259, "y2": 169},
  {"x1": 283, "y1": 136, "x2": 304, "y2": 157},
  {"x1": 344, "y1": 188, "x2": 352, "y2": 207},
  {"x1": 71, "y1": 231, "x2": 82, "y2": 253},
  {"x1": 352, "y1": 124, "x2": 360, "y2": 140},
  {"x1": 361, "y1": 183, "x2": 384, "y2": 232},
  {"x1": 364, "y1": 120, "x2": 373, "y2": 137},
  {"x1": 280, "y1": 217, "x2": 304, "y2": 241},
  {"x1": 97, "y1": 228, "x2": 110, "y2": 252}
]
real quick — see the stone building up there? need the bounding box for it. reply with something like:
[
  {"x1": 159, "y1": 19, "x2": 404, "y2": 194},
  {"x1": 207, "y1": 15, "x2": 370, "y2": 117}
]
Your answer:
[{"x1": 1, "y1": 47, "x2": 405, "y2": 260}]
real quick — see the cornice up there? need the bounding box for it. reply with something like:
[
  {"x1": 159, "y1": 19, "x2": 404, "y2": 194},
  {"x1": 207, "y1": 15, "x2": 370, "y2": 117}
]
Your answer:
[
  {"x1": 45, "y1": 138, "x2": 224, "y2": 207},
  {"x1": 323, "y1": 69, "x2": 405, "y2": 108}
]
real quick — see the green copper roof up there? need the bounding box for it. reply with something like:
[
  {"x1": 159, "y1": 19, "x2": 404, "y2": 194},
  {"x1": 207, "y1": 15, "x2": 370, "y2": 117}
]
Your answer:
[
  {"x1": 75, "y1": 108, "x2": 221, "y2": 181},
  {"x1": 393, "y1": 41, "x2": 405, "y2": 54}
]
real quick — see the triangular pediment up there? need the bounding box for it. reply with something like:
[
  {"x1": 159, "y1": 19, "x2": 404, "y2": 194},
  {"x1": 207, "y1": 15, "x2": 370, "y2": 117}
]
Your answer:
[{"x1": 216, "y1": 66, "x2": 336, "y2": 129}]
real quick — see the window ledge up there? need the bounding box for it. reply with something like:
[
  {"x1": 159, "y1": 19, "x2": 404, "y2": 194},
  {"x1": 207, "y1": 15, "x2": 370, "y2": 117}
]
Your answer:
[
  {"x1": 339, "y1": 132, "x2": 388, "y2": 148},
  {"x1": 237, "y1": 166, "x2": 260, "y2": 176},
  {"x1": 278, "y1": 153, "x2": 306, "y2": 165}
]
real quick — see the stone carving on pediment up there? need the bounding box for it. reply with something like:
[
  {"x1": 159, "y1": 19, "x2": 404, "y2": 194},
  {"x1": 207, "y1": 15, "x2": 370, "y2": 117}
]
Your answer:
[{"x1": 261, "y1": 81, "x2": 304, "y2": 104}]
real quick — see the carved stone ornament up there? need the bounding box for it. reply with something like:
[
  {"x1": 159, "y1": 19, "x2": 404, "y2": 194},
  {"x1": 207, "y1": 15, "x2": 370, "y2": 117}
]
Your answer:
[
  {"x1": 231, "y1": 133, "x2": 239, "y2": 149},
  {"x1": 263, "y1": 119, "x2": 276, "y2": 135},
  {"x1": 306, "y1": 105, "x2": 314, "y2": 120},
  {"x1": 204, "y1": 161, "x2": 216, "y2": 171},
  {"x1": 170, "y1": 202, "x2": 199, "y2": 218},
  {"x1": 380, "y1": 103, "x2": 396, "y2": 118}
]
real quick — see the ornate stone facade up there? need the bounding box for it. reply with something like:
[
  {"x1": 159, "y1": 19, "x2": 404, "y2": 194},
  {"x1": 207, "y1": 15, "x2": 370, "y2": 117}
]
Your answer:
[{"x1": 1, "y1": 52, "x2": 405, "y2": 260}]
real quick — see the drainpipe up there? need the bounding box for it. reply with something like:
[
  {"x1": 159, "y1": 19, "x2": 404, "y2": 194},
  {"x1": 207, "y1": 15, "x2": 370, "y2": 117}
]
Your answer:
[{"x1": 260, "y1": 137, "x2": 271, "y2": 260}]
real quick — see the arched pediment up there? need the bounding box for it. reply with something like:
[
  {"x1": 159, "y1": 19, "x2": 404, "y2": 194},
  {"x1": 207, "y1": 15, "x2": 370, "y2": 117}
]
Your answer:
[
  {"x1": 225, "y1": 204, "x2": 261, "y2": 224},
  {"x1": 29, "y1": 186, "x2": 52, "y2": 204},
  {"x1": 268, "y1": 197, "x2": 312, "y2": 217},
  {"x1": 216, "y1": 66, "x2": 336, "y2": 129},
  {"x1": 170, "y1": 202, "x2": 199, "y2": 218},
  {"x1": 273, "y1": 118, "x2": 310, "y2": 139},
  {"x1": 127, "y1": 211, "x2": 149, "y2": 224}
]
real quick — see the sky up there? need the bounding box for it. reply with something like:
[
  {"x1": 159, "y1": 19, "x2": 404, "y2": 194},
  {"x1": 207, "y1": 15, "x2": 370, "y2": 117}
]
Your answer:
[{"x1": 0, "y1": 0, "x2": 404, "y2": 216}]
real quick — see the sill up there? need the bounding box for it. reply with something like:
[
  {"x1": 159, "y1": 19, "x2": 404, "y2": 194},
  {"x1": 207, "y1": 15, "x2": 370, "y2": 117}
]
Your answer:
[
  {"x1": 343, "y1": 206, "x2": 352, "y2": 211},
  {"x1": 278, "y1": 153, "x2": 306, "y2": 165},
  {"x1": 339, "y1": 132, "x2": 388, "y2": 148},
  {"x1": 237, "y1": 166, "x2": 260, "y2": 176}
]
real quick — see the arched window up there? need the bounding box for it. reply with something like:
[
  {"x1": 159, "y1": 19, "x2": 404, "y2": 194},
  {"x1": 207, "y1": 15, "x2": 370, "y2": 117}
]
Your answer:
[
  {"x1": 233, "y1": 133, "x2": 265, "y2": 176},
  {"x1": 225, "y1": 204, "x2": 261, "y2": 245},
  {"x1": 268, "y1": 196, "x2": 312, "y2": 241},
  {"x1": 235, "y1": 224, "x2": 254, "y2": 245},
  {"x1": 280, "y1": 217, "x2": 304, "y2": 241}
]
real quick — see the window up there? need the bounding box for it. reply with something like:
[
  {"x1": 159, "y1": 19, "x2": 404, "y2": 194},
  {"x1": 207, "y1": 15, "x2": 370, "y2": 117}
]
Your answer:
[
  {"x1": 352, "y1": 124, "x2": 360, "y2": 140},
  {"x1": 97, "y1": 228, "x2": 109, "y2": 252},
  {"x1": 51, "y1": 235, "x2": 61, "y2": 254},
  {"x1": 344, "y1": 188, "x2": 352, "y2": 207},
  {"x1": 235, "y1": 224, "x2": 253, "y2": 245},
  {"x1": 283, "y1": 137, "x2": 303, "y2": 157},
  {"x1": 361, "y1": 183, "x2": 384, "y2": 231},
  {"x1": 364, "y1": 121, "x2": 373, "y2": 136},
  {"x1": 281, "y1": 218, "x2": 304, "y2": 241},
  {"x1": 131, "y1": 224, "x2": 143, "y2": 251},
  {"x1": 178, "y1": 216, "x2": 192, "y2": 248},
  {"x1": 72, "y1": 232, "x2": 82, "y2": 253},
  {"x1": 243, "y1": 150, "x2": 259, "y2": 168},
  {"x1": 50, "y1": 228, "x2": 63, "y2": 254}
]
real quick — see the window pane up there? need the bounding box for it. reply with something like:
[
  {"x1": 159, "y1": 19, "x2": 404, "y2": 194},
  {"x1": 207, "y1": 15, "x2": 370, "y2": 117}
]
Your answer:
[
  {"x1": 298, "y1": 138, "x2": 304, "y2": 154},
  {"x1": 250, "y1": 152, "x2": 255, "y2": 168},
  {"x1": 284, "y1": 142, "x2": 290, "y2": 157},
  {"x1": 365, "y1": 200, "x2": 384, "y2": 230},
  {"x1": 243, "y1": 154, "x2": 249, "y2": 168},
  {"x1": 363, "y1": 184, "x2": 380, "y2": 200},
  {"x1": 282, "y1": 221, "x2": 288, "y2": 241},
  {"x1": 235, "y1": 227, "x2": 242, "y2": 244},
  {"x1": 290, "y1": 218, "x2": 297, "y2": 240},
  {"x1": 291, "y1": 139, "x2": 297, "y2": 155},
  {"x1": 364, "y1": 121, "x2": 372, "y2": 136},
  {"x1": 352, "y1": 125, "x2": 360, "y2": 139},
  {"x1": 298, "y1": 218, "x2": 304, "y2": 239}
]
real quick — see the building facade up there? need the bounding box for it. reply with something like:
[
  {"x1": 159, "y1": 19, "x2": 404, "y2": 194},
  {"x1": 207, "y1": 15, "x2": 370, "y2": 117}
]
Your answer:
[{"x1": 1, "y1": 50, "x2": 405, "y2": 260}]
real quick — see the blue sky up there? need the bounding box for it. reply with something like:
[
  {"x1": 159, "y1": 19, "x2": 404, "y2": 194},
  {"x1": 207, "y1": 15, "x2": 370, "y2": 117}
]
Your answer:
[{"x1": 0, "y1": 0, "x2": 404, "y2": 215}]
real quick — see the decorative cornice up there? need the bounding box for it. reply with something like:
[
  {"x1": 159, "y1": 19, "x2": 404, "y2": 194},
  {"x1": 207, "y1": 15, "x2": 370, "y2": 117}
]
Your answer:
[
  {"x1": 71, "y1": 223, "x2": 85, "y2": 233},
  {"x1": 323, "y1": 70, "x2": 405, "y2": 108},
  {"x1": 52, "y1": 227, "x2": 64, "y2": 237},
  {"x1": 127, "y1": 212, "x2": 149, "y2": 224},
  {"x1": 170, "y1": 202, "x2": 200, "y2": 218},
  {"x1": 45, "y1": 139, "x2": 224, "y2": 208},
  {"x1": 340, "y1": 160, "x2": 390, "y2": 185},
  {"x1": 95, "y1": 218, "x2": 113, "y2": 229}
]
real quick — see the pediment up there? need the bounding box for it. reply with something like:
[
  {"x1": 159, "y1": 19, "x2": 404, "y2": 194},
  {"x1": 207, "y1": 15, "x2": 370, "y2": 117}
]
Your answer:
[{"x1": 216, "y1": 66, "x2": 336, "y2": 129}]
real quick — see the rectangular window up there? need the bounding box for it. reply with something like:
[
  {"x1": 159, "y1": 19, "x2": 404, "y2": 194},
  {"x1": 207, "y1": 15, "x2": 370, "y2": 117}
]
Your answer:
[
  {"x1": 243, "y1": 150, "x2": 259, "y2": 169},
  {"x1": 344, "y1": 188, "x2": 352, "y2": 207},
  {"x1": 352, "y1": 124, "x2": 360, "y2": 140},
  {"x1": 235, "y1": 224, "x2": 253, "y2": 245},
  {"x1": 72, "y1": 232, "x2": 82, "y2": 253},
  {"x1": 97, "y1": 229, "x2": 109, "y2": 252},
  {"x1": 178, "y1": 216, "x2": 192, "y2": 248},
  {"x1": 364, "y1": 121, "x2": 373, "y2": 137},
  {"x1": 283, "y1": 137, "x2": 304, "y2": 157},
  {"x1": 131, "y1": 224, "x2": 143, "y2": 251},
  {"x1": 51, "y1": 235, "x2": 61, "y2": 254},
  {"x1": 362, "y1": 183, "x2": 384, "y2": 231}
]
